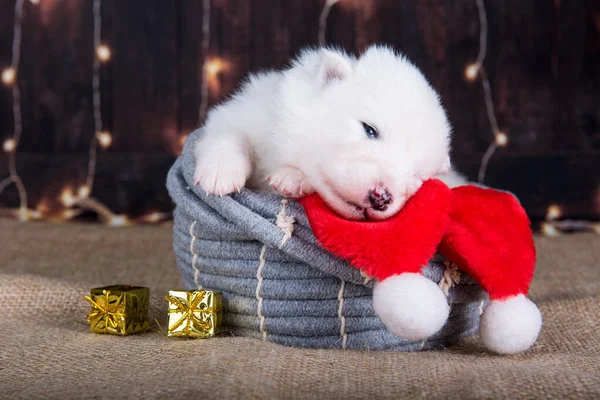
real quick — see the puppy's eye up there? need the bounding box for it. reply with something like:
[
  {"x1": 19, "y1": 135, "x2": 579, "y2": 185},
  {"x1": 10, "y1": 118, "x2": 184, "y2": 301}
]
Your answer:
[{"x1": 362, "y1": 122, "x2": 379, "y2": 139}]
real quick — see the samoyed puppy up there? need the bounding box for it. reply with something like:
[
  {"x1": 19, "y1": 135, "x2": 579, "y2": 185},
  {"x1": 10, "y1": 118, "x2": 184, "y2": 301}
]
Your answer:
[{"x1": 193, "y1": 45, "x2": 465, "y2": 220}]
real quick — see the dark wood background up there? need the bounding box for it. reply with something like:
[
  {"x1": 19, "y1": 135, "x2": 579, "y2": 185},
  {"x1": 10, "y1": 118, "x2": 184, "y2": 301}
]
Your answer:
[{"x1": 0, "y1": 0, "x2": 599, "y2": 223}]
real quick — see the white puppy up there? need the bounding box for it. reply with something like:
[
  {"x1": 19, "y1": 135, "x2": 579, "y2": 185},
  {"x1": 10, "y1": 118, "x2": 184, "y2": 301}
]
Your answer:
[{"x1": 194, "y1": 45, "x2": 465, "y2": 220}]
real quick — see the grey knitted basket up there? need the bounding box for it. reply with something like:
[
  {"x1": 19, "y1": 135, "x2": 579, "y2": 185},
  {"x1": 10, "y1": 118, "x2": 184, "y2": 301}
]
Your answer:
[{"x1": 166, "y1": 129, "x2": 487, "y2": 351}]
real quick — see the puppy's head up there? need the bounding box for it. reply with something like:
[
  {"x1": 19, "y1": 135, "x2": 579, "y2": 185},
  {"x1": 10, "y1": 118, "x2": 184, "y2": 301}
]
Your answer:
[{"x1": 278, "y1": 45, "x2": 451, "y2": 220}]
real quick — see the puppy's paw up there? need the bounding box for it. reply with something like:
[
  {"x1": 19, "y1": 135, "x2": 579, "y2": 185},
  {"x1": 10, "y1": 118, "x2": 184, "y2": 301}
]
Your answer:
[
  {"x1": 194, "y1": 153, "x2": 250, "y2": 196},
  {"x1": 267, "y1": 166, "x2": 314, "y2": 198}
]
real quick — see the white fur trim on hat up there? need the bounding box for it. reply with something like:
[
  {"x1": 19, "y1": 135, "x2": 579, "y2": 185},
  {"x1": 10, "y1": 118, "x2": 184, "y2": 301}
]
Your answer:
[
  {"x1": 373, "y1": 273, "x2": 450, "y2": 341},
  {"x1": 479, "y1": 294, "x2": 542, "y2": 354}
]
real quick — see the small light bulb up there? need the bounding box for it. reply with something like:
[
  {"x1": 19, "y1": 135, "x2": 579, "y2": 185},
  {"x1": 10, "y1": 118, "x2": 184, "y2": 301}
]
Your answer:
[
  {"x1": 60, "y1": 188, "x2": 76, "y2": 207},
  {"x1": 96, "y1": 45, "x2": 111, "y2": 62},
  {"x1": 62, "y1": 209, "x2": 78, "y2": 219},
  {"x1": 179, "y1": 134, "x2": 189, "y2": 148},
  {"x1": 2, "y1": 67, "x2": 15, "y2": 85},
  {"x1": 3, "y1": 138, "x2": 16, "y2": 152},
  {"x1": 96, "y1": 131, "x2": 112, "y2": 149},
  {"x1": 205, "y1": 58, "x2": 223, "y2": 77},
  {"x1": 546, "y1": 204, "x2": 561, "y2": 221},
  {"x1": 142, "y1": 212, "x2": 163, "y2": 223},
  {"x1": 36, "y1": 202, "x2": 50, "y2": 213},
  {"x1": 29, "y1": 0, "x2": 40, "y2": 4},
  {"x1": 464, "y1": 63, "x2": 480, "y2": 81},
  {"x1": 29, "y1": 209, "x2": 41, "y2": 219},
  {"x1": 495, "y1": 132, "x2": 508, "y2": 147},
  {"x1": 541, "y1": 223, "x2": 559, "y2": 237},
  {"x1": 109, "y1": 215, "x2": 130, "y2": 227},
  {"x1": 78, "y1": 185, "x2": 91, "y2": 199}
]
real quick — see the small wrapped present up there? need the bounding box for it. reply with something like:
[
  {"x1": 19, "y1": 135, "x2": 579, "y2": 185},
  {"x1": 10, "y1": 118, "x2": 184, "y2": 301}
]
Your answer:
[
  {"x1": 165, "y1": 290, "x2": 222, "y2": 338},
  {"x1": 85, "y1": 285, "x2": 150, "y2": 335}
]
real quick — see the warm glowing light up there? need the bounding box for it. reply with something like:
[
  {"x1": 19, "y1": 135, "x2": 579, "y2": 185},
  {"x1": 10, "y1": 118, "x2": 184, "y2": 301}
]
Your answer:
[
  {"x1": 546, "y1": 204, "x2": 562, "y2": 221},
  {"x1": 205, "y1": 58, "x2": 226, "y2": 77},
  {"x1": 495, "y1": 132, "x2": 508, "y2": 147},
  {"x1": 142, "y1": 212, "x2": 164, "y2": 223},
  {"x1": 464, "y1": 63, "x2": 480, "y2": 81},
  {"x1": 28, "y1": 209, "x2": 41, "y2": 219},
  {"x1": 541, "y1": 223, "x2": 559, "y2": 237},
  {"x1": 96, "y1": 131, "x2": 112, "y2": 149},
  {"x1": 204, "y1": 58, "x2": 231, "y2": 93},
  {"x1": 109, "y1": 215, "x2": 130, "y2": 227},
  {"x1": 62, "y1": 209, "x2": 78, "y2": 219},
  {"x1": 36, "y1": 201, "x2": 50, "y2": 214},
  {"x1": 96, "y1": 45, "x2": 111, "y2": 62},
  {"x1": 3, "y1": 138, "x2": 16, "y2": 152},
  {"x1": 78, "y1": 185, "x2": 91, "y2": 199},
  {"x1": 179, "y1": 134, "x2": 189, "y2": 148},
  {"x1": 60, "y1": 188, "x2": 76, "y2": 207},
  {"x1": 17, "y1": 207, "x2": 29, "y2": 222},
  {"x1": 29, "y1": 0, "x2": 40, "y2": 4},
  {"x1": 2, "y1": 67, "x2": 15, "y2": 85}
]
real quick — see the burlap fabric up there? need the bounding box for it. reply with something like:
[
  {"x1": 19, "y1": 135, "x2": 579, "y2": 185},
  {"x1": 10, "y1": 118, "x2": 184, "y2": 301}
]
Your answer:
[{"x1": 1, "y1": 219, "x2": 599, "y2": 399}]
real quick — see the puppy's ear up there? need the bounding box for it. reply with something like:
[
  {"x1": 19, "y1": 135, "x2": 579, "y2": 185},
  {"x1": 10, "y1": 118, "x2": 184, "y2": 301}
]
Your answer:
[{"x1": 317, "y1": 49, "x2": 352, "y2": 87}]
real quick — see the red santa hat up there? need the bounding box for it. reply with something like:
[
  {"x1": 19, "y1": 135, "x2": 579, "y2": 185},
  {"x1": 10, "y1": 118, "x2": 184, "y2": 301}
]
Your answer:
[{"x1": 299, "y1": 179, "x2": 542, "y2": 354}]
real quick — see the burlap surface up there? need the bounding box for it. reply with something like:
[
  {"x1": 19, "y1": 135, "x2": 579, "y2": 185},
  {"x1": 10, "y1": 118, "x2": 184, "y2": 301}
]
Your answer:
[{"x1": 1, "y1": 219, "x2": 599, "y2": 399}]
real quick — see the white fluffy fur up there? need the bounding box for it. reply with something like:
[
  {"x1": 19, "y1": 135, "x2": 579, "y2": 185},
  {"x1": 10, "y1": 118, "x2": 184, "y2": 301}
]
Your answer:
[
  {"x1": 479, "y1": 294, "x2": 543, "y2": 354},
  {"x1": 372, "y1": 273, "x2": 450, "y2": 341},
  {"x1": 194, "y1": 45, "x2": 463, "y2": 220}
]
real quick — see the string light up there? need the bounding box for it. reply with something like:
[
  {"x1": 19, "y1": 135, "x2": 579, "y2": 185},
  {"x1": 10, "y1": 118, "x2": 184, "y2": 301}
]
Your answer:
[
  {"x1": 17, "y1": 0, "x2": 165, "y2": 227},
  {"x1": 463, "y1": 0, "x2": 598, "y2": 236},
  {"x1": 62, "y1": 209, "x2": 80, "y2": 220},
  {"x1": 87, "y1": 0, "x2": 104, "y2": 195},
  {"x1": 78, "y1": 185, "x2": 91, "y2": 199},
  {"x1": 1, "y1": 67, "x2": 16, "y2": 85},
  {"x1": 59, "y1": 187, "x2": 76, "y2": 207},
  {"x1": 3, "y1": 138, "x2": 16, "y2": 152},
  {"x1": 95, "y1": 44, "x2": 111, "y2": 62},
  {"x1": 541, "y1": 223, "x2": 560, "y2": 237},
  {"x1": 495, "y1": 131, "x2": 508, "y2": 147},
  {"x1": 179, "y1": 134, "x2": 189, "y2": 148},
  {"x1": 17, "y1": 207, "x2": 29, "y2": 221},
  {"x1": 96, "y1": 131, "x2": 112, "y2": 149},
  {"x1": 546, "y1": 204, "x2": 562, "y2": 221},
  {"x1": 28, "y1": 208, "x2": 41, "y2": 219},
  {"x1": 205, "y1": 58, "x2": 225, "y2": 77},
  {"x1": 108, "y1": 215, "x2": 130, "y2": 227},
  {"x1": 16, "y1": 0, "x2": 137, "y2": 227},
  {"x1": 541, "y1": 219, "x2": 600, "y2": 236},
  {"x1": 318, "y1": 0, "x2": 340, "y2": 45},
  {"x1": 464, "y1": 63, "x2": 480, "y2": 82},
  {"x1": 466, "y1": 0, "x2": 507, "y2": 184},
  {"x1": 139, "y1": 211, "x2": 170, "y2": 223},
  {"x1": 204, "y1": 57, "x2": 230, "y2": 95},
  {"x1": 65, "y1": 0, "x2": 125, "y2": 226},
  {"x1": 2, "y1": 0, "x2": 591, "y2": 233},
  {"x1": 0, "y1": 0, "x2": 28, "y2": 221},
  {"x1": 198, "y1": 0, "x2": 211, "y2": 123}
]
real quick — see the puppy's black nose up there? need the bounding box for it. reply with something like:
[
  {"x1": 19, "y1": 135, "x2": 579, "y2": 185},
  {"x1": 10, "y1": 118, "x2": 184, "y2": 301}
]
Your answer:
[{"x1": 368, "y1": 186, "x2": 393, "y2": 211}]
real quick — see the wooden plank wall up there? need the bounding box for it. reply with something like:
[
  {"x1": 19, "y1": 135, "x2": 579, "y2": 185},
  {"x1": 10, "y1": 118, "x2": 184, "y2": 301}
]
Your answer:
[{"x1": 0, "y1": 0, "x2": 598, "y2": 221}]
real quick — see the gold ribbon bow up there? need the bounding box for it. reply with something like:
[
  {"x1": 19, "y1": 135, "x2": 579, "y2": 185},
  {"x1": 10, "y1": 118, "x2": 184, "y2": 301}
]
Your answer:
[
  {"x1": 85, "y1": 290, "x2": 126, "y2": 334},
  {"x1": 165, "y1": 290, "x2": 217, "y2": 336}
]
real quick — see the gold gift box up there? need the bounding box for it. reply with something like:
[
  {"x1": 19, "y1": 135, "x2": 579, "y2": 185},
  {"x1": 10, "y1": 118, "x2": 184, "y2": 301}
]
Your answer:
[
  {"x1": 166, "y1": 290, "x2": 222, "y2": 338},
  {"x1": 85, "y1": 285, "x2": 150, "y2": 335}
]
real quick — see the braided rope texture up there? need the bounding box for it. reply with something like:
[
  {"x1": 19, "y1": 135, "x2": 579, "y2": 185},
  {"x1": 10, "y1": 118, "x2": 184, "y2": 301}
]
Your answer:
[{"x1": 167, "y1": 129, "x2": 487, "y2": 350}]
